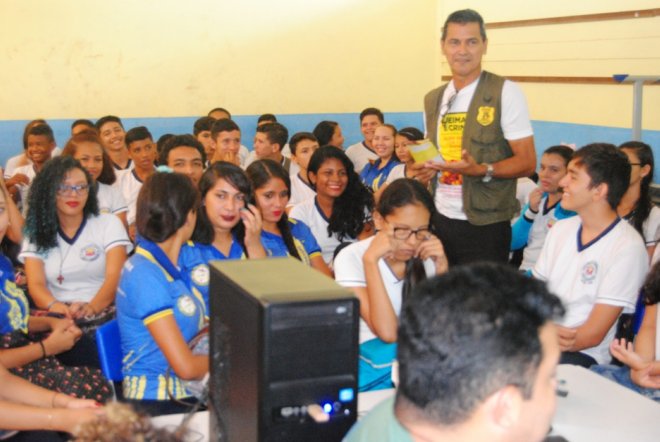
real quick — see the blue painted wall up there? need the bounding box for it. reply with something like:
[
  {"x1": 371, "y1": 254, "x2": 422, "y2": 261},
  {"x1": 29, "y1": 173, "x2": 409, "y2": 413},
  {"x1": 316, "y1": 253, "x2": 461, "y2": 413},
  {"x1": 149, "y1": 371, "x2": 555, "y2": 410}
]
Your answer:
[{"x1": 2, "y1": 114, "x2": 659, "y2": 182}]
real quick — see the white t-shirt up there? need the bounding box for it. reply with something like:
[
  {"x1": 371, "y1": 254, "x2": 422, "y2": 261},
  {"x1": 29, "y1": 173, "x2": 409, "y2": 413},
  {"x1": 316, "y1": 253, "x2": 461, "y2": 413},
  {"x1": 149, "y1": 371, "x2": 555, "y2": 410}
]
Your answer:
[
  {"x1": 243, "y1": 148, "x2": 299, "y2": 175},
  {"x1": 334, "y1": 236, "x2": 436, "y2": 343},
  {"x1": 10, "y1": 164, "x2": 37, "y2": 214},
  {"x1": 287, "y1": 173, "x2": 316, "y2": 209},
  {"x1": 97, "y1": 182, "x2": 127, "y2": 217},
  {"x1": 532, "y1": 216, "x2": 648, "y2": 364},
  {"x1": 346, "y1": 141, "x2": 378, "y2": 174},
  {"x1": 114, "y1": 169, "x2": 149, "y2": 225},
  {"x1": 384, "y1": 164, "x2": 406, "y2": 185},
  {"x1": 19, "y1": 214, "x2": 133, "y2": 303},
  {"x1": 3, "y1": 148, "x2": 61, "y2": 178},
  {"x1": 640, "y1": 206, "x2": 660, "y2": 247},
  {"x1": 513, "y1": 177, "x2": 537, "y2": 224},
  {"x1": 289, "y1": 197, "x2": 346, "y2": 266},
  {"x1": 431, "y1": 77, "x2": 533, "y2": 220}
]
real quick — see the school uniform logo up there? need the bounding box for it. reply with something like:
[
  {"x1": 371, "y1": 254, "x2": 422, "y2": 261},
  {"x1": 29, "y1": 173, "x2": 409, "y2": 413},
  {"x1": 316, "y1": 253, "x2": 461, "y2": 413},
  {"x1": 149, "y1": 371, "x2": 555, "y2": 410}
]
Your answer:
[
  {"x1": 476, "y1": 106, "x2": 495, "y2": 126},
  {"x1": 581, "y1": 261, "x2": 598, "y2": 284},
  {"x1": 191, "y1": 264, "x2": 210, "y2": 287},
  {"x1": 80, "y1": 245, "x2": 101, "y2": 261},
  {"x1": 177, "y1": 295, "x2": 197, "y2": 317}
]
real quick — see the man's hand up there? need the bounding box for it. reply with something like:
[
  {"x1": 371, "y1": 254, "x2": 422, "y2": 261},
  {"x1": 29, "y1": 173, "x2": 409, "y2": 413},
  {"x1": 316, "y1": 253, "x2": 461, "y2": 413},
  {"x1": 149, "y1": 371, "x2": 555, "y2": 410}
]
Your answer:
[{"x1": 424, "y1": 150, "x2": 486, "y2": 177}]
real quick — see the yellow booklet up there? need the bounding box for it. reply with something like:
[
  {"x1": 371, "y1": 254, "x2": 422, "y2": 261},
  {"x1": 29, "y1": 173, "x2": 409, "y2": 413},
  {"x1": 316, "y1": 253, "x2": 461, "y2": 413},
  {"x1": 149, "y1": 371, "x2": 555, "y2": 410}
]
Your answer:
[{"x1": 408, "y1": 139, "x2": 444, "y2": 164}]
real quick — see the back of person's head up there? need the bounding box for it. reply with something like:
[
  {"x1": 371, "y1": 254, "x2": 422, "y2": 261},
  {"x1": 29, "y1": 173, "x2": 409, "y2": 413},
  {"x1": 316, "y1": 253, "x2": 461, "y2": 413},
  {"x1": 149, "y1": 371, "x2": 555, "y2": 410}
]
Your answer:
[
  {"x1": 125, "y1": 126, "x2": 153, "y2": 147},
  {"x1": 62, "y1": 130, "x2": 116, "y2": 185},
  {"x1": 397, "y1": 262, "x2": 564, "y2": 427},
  {"x1": 158, "y1": 134, "x2": 206, "y2": 166},
  {"x1": 257, "y1": 113, "x2": 277, "y2": 125},
  {"x1": 543, "y1": 145, "x2": 574, "y2": 166},
  {"x1": 208, "y1": 107, "x2": 231, "y2": 119},
  {"x1": 360, "y1": 107, "x2": 384, "y2": 124},
  {"x1": 211, "y1": 118, "x2": 240, "y2": 140},
  {"x1": 313, "y1": 121, "x2": 339, "y2": 146},
  {"x1": 95, "y1": 115, "x2": 123, "y2": 131},
  {"x1": 156, "y1": 133, "x2": 174, "y2": 157},
  {"x1": 27, "y1": 123, "x2": 55, "y2": 143},
  {"x1": 136, "y1": 172, "x2": 199, "y2": 243},
  {"x1": 193, "y1": 116, "x2": 216, "y2": 136},
  {"x1": 71, "y1": 119, "x2": 95, "y2": 134},
  {"x1": 572, "y1": 143, "x2": 630, "y2": 210},
  {"x1": 397, "y1": 127, "x2": 424, "y2": 142},
  {"x1": 442, "y1": 9, "x2": 487, "y2": 41},
  {"x1": 289, "y1": 132, "x2": 317, "y2": 156},
  {"x1": 256, "y1": 122, "x2": 288, "y2": 151}
]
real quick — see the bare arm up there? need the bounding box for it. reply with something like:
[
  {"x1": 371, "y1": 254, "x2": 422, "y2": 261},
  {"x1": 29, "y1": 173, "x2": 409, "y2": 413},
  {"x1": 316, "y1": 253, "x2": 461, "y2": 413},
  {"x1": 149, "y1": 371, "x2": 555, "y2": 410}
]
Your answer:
[
  {"x1": 0, "y1": 172, "x2": 24, "y2": 243},
  {"x1": 557, "y1": 304, "x2": 622, "y2": 352},
  {"x1": 310, "y1": 255, "x2": 332, "y2": 278},
  {"x1": 24, "y1": 257, "x2": 69, "y2": 317}
]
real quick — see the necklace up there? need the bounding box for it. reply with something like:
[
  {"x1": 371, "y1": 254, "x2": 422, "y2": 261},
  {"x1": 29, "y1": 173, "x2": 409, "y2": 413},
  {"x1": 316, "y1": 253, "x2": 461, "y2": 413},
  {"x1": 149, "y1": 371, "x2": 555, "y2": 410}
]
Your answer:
[{"x1": 57, "y1": 242, "x2": 74, "y2": 285}]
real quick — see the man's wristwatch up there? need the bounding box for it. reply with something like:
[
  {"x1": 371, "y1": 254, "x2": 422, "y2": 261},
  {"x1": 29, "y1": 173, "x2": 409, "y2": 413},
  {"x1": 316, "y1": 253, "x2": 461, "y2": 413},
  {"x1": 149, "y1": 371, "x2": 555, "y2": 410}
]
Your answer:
[{"x1": 482, "y1": 163, "x2": 494, "y2": 183}]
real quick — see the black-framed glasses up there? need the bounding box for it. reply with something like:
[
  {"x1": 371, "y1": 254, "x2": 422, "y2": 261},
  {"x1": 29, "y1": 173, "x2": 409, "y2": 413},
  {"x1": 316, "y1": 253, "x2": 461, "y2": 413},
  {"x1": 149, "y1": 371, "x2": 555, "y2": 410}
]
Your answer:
[
  {"x1": 440, "y1": 92, "x2": 457, "y2": 121},
  {"x1": 57, "y1": 183, "x2": 89, "y2": 196},
  {"x1": 392, "y1": 226, "x2": 431, "y2": 241}
]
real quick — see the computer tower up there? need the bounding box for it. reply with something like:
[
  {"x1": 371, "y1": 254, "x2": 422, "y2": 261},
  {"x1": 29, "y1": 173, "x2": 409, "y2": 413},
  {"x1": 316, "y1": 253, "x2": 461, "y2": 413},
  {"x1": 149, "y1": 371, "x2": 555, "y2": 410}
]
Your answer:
[{"x1": 208, "y1": 257, "x2": 359, "y2": 442}]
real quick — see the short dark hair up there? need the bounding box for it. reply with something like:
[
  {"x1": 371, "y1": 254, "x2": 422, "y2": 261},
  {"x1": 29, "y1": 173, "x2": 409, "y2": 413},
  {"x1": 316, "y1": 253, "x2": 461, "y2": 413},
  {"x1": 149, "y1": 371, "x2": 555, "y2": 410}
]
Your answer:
[
  {"x1": 125, "y1": 126, "x2": 153, "y2": 147},
  {"x1": 158, "y1": 134, "x2": 206, "y2": 166},
  {"x1": 543, "y1": 145, "x2": 574, "y2": 167},
  {"x1": 27, "y1": 123, "x2": 55, "y2": 143},
  {"x1": 95, "y1": 115, "x2": 124, "y2": 131},
  {"x1": 156, "y1": 134, "x2": 174, "y2": 157},
  {"x1": 572, "y1": 143, "x2": 630, "y2": 210},
  {"x1": 442, "y1": 9, "x2": 487, "y2": 41},
  {"x1": 193, "y1": 116, "x2": 216, "y2": 136},
  {"x1": 256, "y1": 122, "x2": 288, "y2": 152},
  {"x1": 211, "y1": 118, "x2": 240, "y2": 140},
  {"x1": 136, "y1": 172, "x2": 200, "y2": 243},
  {"x1": 22, "y1": 119, "x2": 47, "y2": 150},
  {"x1": 289, "y1": 132, "x2": 318, "y2": 156},
  {"x1": 257, "y1": 113, "x2": 277, "y2": 124},
  {"x1": 360, "y1": 107, "x2": 384, "y2": 124},
  {"x1": 313, "y1": 121, "x2": 339, "y2": 146},
  {"x1": 396, "y1": 262, "x2": 564, "y2": 426},
  {"x1": 71, "y1": 119, "x2": 95, "y2": 131},
  {"x1": 208, "y1": 107, "x2": 231, "y2": 119}
]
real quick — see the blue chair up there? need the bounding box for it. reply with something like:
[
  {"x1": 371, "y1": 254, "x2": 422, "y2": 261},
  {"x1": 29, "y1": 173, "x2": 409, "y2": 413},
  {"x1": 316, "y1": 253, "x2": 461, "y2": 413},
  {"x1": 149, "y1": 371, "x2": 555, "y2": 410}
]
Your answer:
[{"x1": 96, "y1": 319, "x2": 124, "y2": 400}]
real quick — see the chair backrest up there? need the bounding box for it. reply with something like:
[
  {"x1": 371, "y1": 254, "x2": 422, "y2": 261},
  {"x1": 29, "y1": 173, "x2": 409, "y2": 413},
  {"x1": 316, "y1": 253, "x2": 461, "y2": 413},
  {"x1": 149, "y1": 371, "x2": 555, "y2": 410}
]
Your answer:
[{"x1": 96, "y1": 319, "x2": 124, "y2": 382}]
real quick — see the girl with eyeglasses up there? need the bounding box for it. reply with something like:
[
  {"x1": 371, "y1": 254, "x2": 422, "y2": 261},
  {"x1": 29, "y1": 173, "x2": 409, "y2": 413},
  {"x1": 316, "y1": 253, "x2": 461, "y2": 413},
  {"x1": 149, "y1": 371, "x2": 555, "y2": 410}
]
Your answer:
[
  {"x1": 334, "y1": 178, "x2": 447, "y2": 391},
  {"x1": 20, "y1": 156, "x2": 131, "y2": 366}
]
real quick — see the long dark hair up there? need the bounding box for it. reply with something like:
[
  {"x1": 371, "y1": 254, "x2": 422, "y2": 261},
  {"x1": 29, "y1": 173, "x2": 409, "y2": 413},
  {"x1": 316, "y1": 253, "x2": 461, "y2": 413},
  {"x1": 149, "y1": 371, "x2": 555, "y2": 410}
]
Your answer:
[
  {"x1": 307, "y1": 146, "x2": 374, "y2": 241},
  {"x1": 192, "y1": 161, "x2": 253, "y2": 256},
  {"x1": 619, "y1": 141, "x2": 654, "y2": 235},
  {"x1": 245, "y1": 159, "x2": 302, "y2": 261},
  {"x1": 24, "y1": 156, "x2": 99, "y2": 252},
  {"x1": 377, "y1": 178, "x2": 439, "y2": 300}
]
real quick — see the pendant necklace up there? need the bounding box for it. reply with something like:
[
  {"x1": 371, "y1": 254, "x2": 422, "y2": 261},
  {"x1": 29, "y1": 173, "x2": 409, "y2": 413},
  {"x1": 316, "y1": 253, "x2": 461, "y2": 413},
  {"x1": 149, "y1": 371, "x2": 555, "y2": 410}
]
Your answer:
[{"x1": 57, "y1": 242, "x2": 73, "y2": 285}]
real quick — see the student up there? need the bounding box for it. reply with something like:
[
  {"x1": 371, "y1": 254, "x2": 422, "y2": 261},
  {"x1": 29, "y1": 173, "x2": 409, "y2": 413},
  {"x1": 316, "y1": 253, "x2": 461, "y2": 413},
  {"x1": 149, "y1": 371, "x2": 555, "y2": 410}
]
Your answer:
[
  {"x1": 335, "y1": 179, "x2": 447, "y2": 391},
  {"x1": 0, "y1": 183, "x2": 111, "y2": 402},
  {"x1": 345, "y1": 107, "x2": 383, "y2": 173},
  {"x1": 384, "y1": 127, "x2": 426, "y2": 184},
  {"x1": 511, "y1": 145, "x2": 575, "y2": 271},
  {"x1": 210, "y1": 118, "x2": 243, "y2": 167},
  {"x1": 532, "y1": 143, "x2": 648, "y2": 367},
  {"x1": 4, "y1": 119, "x2": 48, "y2": 179},
  {"x1": 117, "y1": 172, "x2": 207, "y2": 416},
  {"x1": 313, "y1": 120, "x2": 345, "y2": 149},
  {"x1": 158, "y1": 135, "x2": 206, "y2": 186},
  {"x1": 253, "y1": 122, "x2": 294, "y2": 173},
  {"x1": 246, "y1": 160, "x2": 331, "y2": 277},
  {"x1": 20, "y1": 157, "x2": 131, "y2": 367},
  {"x1": 95, "y1": 116, "x2": 131, "y2": 171},
  {"x1": 290, "y1": 147, "x2": 374, "y2": 266},
  {"x1": 206, "y1": 107, "x2": 250, "y2": 164},
  {"x1": 179, "y1": 162, "x2": 266, "y2": 307},
  {"x1": 359, "y1": 124, "x2": 400, "y2": 192},
  {"x1": 286, "y1": 132, "x2": 319, "y2": 209},
  {"x1": 61, "y1": 131, "x2": 128, "y2": 229},
  {"x1": 193, "y1": 116, "x2": 216, "y2": 165},
  {"x1": 345, "y1": 263, "x2": 564, "y2": 442},
  {"x1": 617, "y1": 141, "x2": 660, "y2": 259},
  {"x1": 71, "y1": 119, "x2": 96, "y2": 136},
  {"x1": 115, "y1": 126, "x2": 157, "y2": 237}
]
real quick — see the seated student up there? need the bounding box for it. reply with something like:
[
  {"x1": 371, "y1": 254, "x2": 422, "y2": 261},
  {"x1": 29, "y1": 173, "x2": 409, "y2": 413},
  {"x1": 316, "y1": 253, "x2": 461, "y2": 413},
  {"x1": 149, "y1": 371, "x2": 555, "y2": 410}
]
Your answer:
[
  {"x1": 286, "y1": 132, "x2": 319, "y2": 209},
  {"x1": 313, "y1": 120, "x2": 345, "y2": 149},
  {"x1": 592, "y1": 255, "x2": 660, "y2": 401},
  {"x1": 158, "y1": 135, "x2": 206, "y2": 187},
  {"x1": 20, "y1": 156, "x2": 132, "y2": 366},
  {"x1": 210, "y1": 118, "x2": 243, "y2": 167},
  {"x1": 0, "y1": 360, "x2": 102, "y2": 441},
  {"x1": 252, "y1": 122, "x2": 296, "y2": 174},
  {"x1": 71, "y1": 119, "x2": 96, "y2": 136},
  {"x1": 179, "y1": 162, "x2": 266, "y2": 308},
  {"x1": 246, "y1": 159, "x2": 331, "y2": 277},
  {"x1": 290, "y1": 147, "x2": 374, "y2": 267},
  {"x1": 345, "y1": 108, "x2": 383, "y2": 173},
  {"x1": 117, "y1": 172, "x2": 208, "y2": 416},
  {"x1": 4, "y1": 119, "x2": 47, "y2": 179},
  {"x1": 511, "y1": 145, "x2": 575, "y2": 271},
  {"x1": 617, "y1": 141, "x2": 660, "y2": 259},
  {"x1": 532, "y1": 143, "x2": 648, "y2": 367},
  {"x1": 206, "y1": 107, "x2": 250, "y2": 164},
  {"x1": 345, "y1": 263, "x2": 564, "y2": 442},
  {"x1": 335, "y1": 179, "x2": 447, "y2": 391},
  {"x1": 382, "y1": 127, "x2": 427, "y2": 185},
  {"x1": 95, "y1": 116, "x2": 131, "y2": 171},
  {"x1": 360, "y1": 124, "x2": 400, "y2": 192},
  {"x1": 61, "y1": 131, "x2": 128, "y2": 229},
  {"x1": 6, "y1": 123, "x2": 57, "y2": 212},
  {"x1": 244, "y1": 114, "x2": 293, "y2": 167},
  {"x1": 115, "y1": 126, "x2": 157, "y2": 239},
  {"x1": 193, "y1": 116, "x2": 216, "y2": 166},
  {"x1": 0, "y1": 183, "x2": 111, "y2": 402}
]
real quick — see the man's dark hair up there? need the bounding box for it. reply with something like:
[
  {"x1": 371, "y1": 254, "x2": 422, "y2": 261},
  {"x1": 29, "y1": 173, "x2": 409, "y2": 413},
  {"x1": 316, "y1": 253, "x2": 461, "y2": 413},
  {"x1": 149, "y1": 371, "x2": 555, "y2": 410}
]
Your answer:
[
  {"x1": 211, "y1": 118, "x2": 240, "y2": 140},
  {"x1": 572, "y1": 143, "x2": 630, "y2": 210},
  {"x1": 193, "y1": 116, "x2": 216, "y2": 136},
  {"x1": 313, "y1": 121, "x2": 339, "y2": 146},
  {"x1": 158, "y1": 134, "x2": 206, "y2": 166},
  {"x1": 71, "y1": 119, "x2": 95, "y2": 131},
  {"x1": 95, "y1": 115, "x2": 124, "y2": 131},
  {"x1": 396, "y1": 262, "x2": 564, "y2": 426},
  {"x1": 125, "y1": 126, "x2": 153, "y2": 147},
  {"x1": 256, "y1": 122, "x2": 288, "y2": 152},
  {"x1": 257, "y1": 113, "x2": 277, "y2": 124},
  {"x1": 441, "y1": 9, "x2": 487, "y2": 42},
  {"x1": 27, "y1": 123, "x2": 55, "y2": 143},
  {"x1": 207, "y1": 107, "x2": 231, "y2": 119},
  {"x1": 359, "y1": 107, "x2": 384, "y2": 124},
  {"x1": 289, "y1": 132, "x2": 317, "y2": 156}
]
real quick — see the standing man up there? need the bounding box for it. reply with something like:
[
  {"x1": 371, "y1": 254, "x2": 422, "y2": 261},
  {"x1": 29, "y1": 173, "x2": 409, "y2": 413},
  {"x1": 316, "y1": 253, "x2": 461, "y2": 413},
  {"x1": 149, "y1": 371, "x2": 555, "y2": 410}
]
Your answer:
[{"x1": 424, "y1": 9, "x2": 536, "y2": 265}]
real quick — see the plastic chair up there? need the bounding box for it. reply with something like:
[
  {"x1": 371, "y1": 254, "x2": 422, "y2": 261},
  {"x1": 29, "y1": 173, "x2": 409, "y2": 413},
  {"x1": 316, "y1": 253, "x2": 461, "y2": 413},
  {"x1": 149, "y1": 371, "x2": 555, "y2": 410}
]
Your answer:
[{"x1": 96, "y1": 319, "x2": 124, "y2": 400}]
